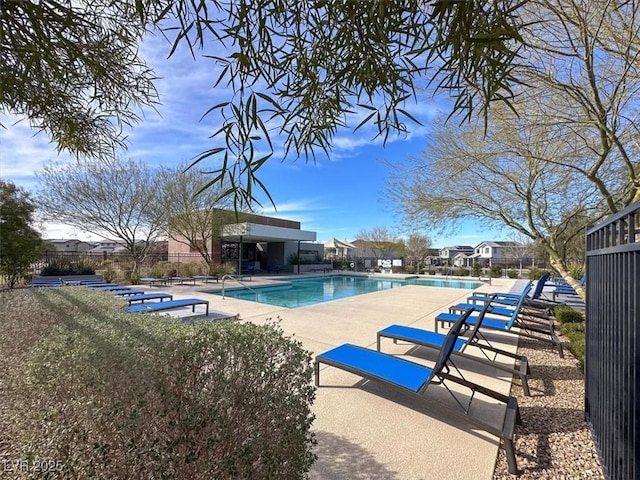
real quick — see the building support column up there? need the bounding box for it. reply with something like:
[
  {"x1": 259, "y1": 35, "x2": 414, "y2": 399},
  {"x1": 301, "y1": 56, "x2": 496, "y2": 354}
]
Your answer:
[{"x1": 238, "y1": 236, "x2": 243, "y2": 275}]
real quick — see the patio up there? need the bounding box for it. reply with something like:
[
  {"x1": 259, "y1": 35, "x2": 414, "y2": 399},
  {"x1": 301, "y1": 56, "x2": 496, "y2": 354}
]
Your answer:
[{"x1": 140, "y1": 275, "x2": 527, "y2": 479}]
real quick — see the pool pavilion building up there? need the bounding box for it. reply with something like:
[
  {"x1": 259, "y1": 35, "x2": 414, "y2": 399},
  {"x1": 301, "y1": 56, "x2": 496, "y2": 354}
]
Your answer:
[{"x1": 168, "y1": 209, "x2": 320, "y2": 274}]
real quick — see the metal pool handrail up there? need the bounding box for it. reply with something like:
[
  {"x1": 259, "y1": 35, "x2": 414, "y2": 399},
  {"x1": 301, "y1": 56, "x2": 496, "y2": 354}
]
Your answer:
[{"x1": 221, "y1": 274, "x2": 259, "y2": 299}]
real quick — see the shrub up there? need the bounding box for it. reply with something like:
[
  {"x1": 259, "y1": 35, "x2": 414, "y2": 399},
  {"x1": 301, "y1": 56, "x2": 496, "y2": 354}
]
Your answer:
[
  {"x1": 41, "y1": 261, "x2": 96, "y2": 276},
  {"x1": 212, "y1": 262, "x2": 236, "y2": 275},
  {"x1": 126, "y1": 269, "x2": 141, "y2": 284},
  {"x1": 554, "y1": 305, "x2": 585, "y2": 324},
  {"x1": 1, "y1": 288, "x2": 316, "y2": 479},
  {"x1": 527, "y1": 268, "x2": 549, "y2": 280},
  {"x1": 489, "y1": 265, "x2": 503, "y2": 278},
  {"x1": 453, "y1": 268, "x2": 470, "y2": 276},
  {"x1": 100, "y1": 261, "x2": 116, "y2": 283},
  {"x1": 506, "y1": 270, "x2": 519, "y2": 279},
  {"x1": 560, "y1": 321, "x2": 586, "y2": 371},
  {"x1": 471, "y1": 263, "x2": 482, "y2": 277},
  {"x1": 552, "y1": 304, "x2": 586, "y2": 370}
]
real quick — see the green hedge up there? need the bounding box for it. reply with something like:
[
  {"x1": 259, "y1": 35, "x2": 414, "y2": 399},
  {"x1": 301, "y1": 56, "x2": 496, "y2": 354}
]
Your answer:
[
  {"x1": 553, "y1": 305, "x2": 586, "y2": 370},
  {"x1": 0, "y1": 288, "x2": 316, "y2": 479},
  {"x1": 554, "y1": 304, "x2": 585, "y2": 324},
  {"x1": 560, "y1": 322, "x2": 586, "y2": 371},
  {"x1": 40, "y1": 261, "x2": 96, "y2": 276}
]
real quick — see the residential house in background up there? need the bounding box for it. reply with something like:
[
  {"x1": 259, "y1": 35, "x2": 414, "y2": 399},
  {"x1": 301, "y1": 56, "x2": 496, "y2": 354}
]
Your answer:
[
  {"x1": 324, "y1": 238, "x2": 357, "y2": 260},
  {"x1": 471, "y1": 241, "x2": 526, "y2": 267},
  {"x1": 88, "y1": 240, "x2": 132, "y2": 256},
  {"x1": 45, "y1": 238, "x2": 95, "y2": 253},
  {"x1": 439, "y1": 245, "x2": 474, "y2": 266}
]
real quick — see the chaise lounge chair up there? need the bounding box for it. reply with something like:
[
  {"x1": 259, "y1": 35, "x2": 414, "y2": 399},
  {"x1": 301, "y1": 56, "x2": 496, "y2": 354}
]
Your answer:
[
  {"x1": 127, "y1": 298, "x2": 209, "y2": 316},
  {"x1": 315, "y1": 308, "x2": 521, "y2": 475},
  {"x1": 551, "y1": 273, "x2": 585, "y2": 300},
  {"x1": 454, "y1": 282, "x2": 553, "y2": 324},
  {"x1": 169, "y1": 276, "x2": 197, "y2": 285},
  {"x1": 28, "y1": 277, "x2": 63, "y2": 287},
  {"x1": 435, "y1": 284, "x2": 563, "y2": 358},
  {"x1": 92, "y1": 285, "x2": 138, "y2": 293},
  {"x1": 466, "y1": 274, "x2": 559, "y2": 312},
  {"x1": 112, "y1": 288, "x2": 146, "y2": 296},
  {"x1": 85, "y1": 283, "x2": 121, "y2": 289},
  {"x1": 125, "y1": 292, "x2": 174, "y2": 304},
  {"x1": 192, "y1": 274, "x2": 219, "y2": 283},
  {"x1": 139, "y1": 277, "x2": 168, "y2": 287},
  {"x1": 377, "y1": 296, "x2": 531, "y2": 396}
]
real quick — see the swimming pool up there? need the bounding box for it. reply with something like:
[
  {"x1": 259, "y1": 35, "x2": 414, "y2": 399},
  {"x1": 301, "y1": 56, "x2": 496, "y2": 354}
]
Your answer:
[{"x1": 209, "y1": 275, "x2": 484, "y2": 308}]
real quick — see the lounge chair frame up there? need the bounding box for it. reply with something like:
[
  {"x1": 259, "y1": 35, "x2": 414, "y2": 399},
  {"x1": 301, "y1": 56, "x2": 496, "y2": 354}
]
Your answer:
[
  {"x1": 315, "y1": 309, "x2": 521, "y2": 475},
  {"x1": 139, "y1": 277, "x2": 168, "y2": 287},
  {"x1": 377, "y1": 297, "x2": 531, "y2": 396},
  {"x1": 113, "y1": 289, "x2": 146, "y2": 296},
  {"x1": 127, "y1": 298, "x2": 209, "y2": 316},
  {"x1": 126, "y1": 293, "x2": 174, "y2": 304},
  {"x1": 436, "y1": 285, "x2": 564, "y2": 358}
]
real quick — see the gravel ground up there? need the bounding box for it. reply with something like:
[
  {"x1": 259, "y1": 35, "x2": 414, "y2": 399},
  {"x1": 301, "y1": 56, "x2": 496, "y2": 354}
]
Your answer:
[{"x1": 492, "y1": 328, "x2": 605, "y2": 479}]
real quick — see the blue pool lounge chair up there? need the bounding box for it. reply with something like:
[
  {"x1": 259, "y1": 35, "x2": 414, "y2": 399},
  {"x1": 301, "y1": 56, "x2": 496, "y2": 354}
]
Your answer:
[
  {"x1": 315, "y1": 309, "x2": 521, "y2": 475},
  {"x1": 127, "y1": 298, "x2": 209, "y2": 316},
  {"x1": 450, "y1": 282, "x2": 534, "y2": 320},
  {"x1": 436, "y1": 284, "x2": 563, "y2": 358},
  {"x1": 551, "y1": 273, "x2": 585, "y2": 300},
  {"x1": 169, "y1": 276, "x2": 197, "y2": 285},
  {"x1": 139, "y1": 277, "x2": 168, "y2": 287},
  {"x1": 92, "y1": 285, "x2": 138, "y2": 293},
  {"x1": 455, "y1": 282, "x2": 553, "y2": 323},
  {"x1": 466, "y1": 274, "x2": 559, "y2": 312},
  {"x1": 192, "y1": 274, "x2": 219, "y2": 283},
  {"x1": 112, "y1": 289, "x2": 146, "y2": 296},
  {"x1": 125, "y1": 292, "x2": 174, "y2": 304},
  {"x1": 377, "y1": 297, "x2": 531, "y2": 396},
  {"x1": 28, "y1": 277, "x2": 63, "y2": 287}
]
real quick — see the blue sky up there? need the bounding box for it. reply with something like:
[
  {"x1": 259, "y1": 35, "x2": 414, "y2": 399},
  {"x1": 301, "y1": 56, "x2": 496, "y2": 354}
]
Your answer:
[{"x1": 0, "y1": 32, "x2": 500, "y2": 248}]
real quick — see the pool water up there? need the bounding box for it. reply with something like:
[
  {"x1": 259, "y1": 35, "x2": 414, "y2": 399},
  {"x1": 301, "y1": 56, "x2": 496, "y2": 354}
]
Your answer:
[{"x1": 210, "y1": 275, "x2": 483, "y2": 308}]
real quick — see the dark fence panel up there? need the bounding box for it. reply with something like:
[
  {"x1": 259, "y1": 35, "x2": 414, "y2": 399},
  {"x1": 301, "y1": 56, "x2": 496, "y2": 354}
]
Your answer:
[
  {"x1": 585, "y1": 201, "x2": 639, "y2": 480},
  {"x1": 0, "y1": 252, "x2": 214, "y2": 285}
]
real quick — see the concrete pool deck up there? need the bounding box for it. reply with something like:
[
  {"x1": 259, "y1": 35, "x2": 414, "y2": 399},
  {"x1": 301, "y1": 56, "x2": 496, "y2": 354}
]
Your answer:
[{"x1": 127, "y1": 274, "x2": 523, "y2": 480}]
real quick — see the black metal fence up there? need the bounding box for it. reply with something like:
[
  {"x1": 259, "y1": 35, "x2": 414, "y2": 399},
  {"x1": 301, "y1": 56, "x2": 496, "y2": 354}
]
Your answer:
[
  {"x1": 0, "y1": 252, "x2": 211, "y2": 285},
  {"x1": 585, "y1": 201, "x2": 640, "y2": 480}
]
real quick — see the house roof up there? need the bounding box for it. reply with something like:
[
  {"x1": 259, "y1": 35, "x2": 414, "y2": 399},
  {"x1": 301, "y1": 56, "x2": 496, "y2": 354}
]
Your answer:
[
  {"x1": 324, "y1": 238, "x2": 356, "y2": 249},
  {"x1": 475, "y1": 241, "x2": 521, "y2": 248},
  {"x1": 47, "y1": 238, "x2": 85, "y2": 244},
  {"x1": 442, "y1": 245, "x2": 474, "y2": 249}
]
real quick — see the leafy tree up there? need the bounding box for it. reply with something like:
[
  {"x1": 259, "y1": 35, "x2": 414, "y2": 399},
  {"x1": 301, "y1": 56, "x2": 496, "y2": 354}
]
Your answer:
[
  {"x1": 501, "y1": 233, "x2": 537, "y2": 272},
  {"x1": 388, "y1": 112, "x2": 599, "y2": 298},
  {"x1": 1, "y1": 0, "x2": 158, "y2": 159},
  {"x1": 389, "y1": 0, "x2": 640, "y2": 299},
  {"x1": 404, "y1": 233, "x2": 432, "y2": 273},
  {"x1": 355, "y1": 227, "x2": 403, "y2": 263},
  {"x1": 513, "y1": 0, "x2": 640, "y2": 207},
  {"x1": 0, "y1": 180, "x2": 44, "y2": 288},
  {"x1": 35, "y1": 158, "x2": 166, "y2": 280},
  {"x1": 172, "y1": 0, "x2": 527, "y2": 207},
  {"x1": 3, "y1": 0, "x2": 526, "y2": 207},
  {"x1": 159, "y1": 163, "x2": 237, "y2": 272}
]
